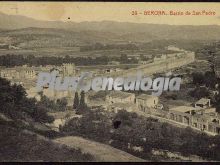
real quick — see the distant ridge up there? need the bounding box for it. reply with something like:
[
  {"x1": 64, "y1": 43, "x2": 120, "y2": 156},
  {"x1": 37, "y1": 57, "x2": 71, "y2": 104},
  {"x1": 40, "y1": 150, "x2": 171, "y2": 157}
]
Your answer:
[{"x1": 1, "y1": 12, "x2": 220, "y2": 41}]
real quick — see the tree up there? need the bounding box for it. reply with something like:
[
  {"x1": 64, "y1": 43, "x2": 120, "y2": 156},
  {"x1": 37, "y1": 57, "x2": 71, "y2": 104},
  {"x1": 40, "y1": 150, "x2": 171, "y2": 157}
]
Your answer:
[
  {"x1": 33, "y1": 105, "x2": 54, "y2": 123},
  {"x1": 140, "y1": 54, "x2": 145, "y2": 61},
  {"x1": 214, "y1": 86, "x2": 220, "y2": 112},
  {"x1": 120, "y1": 54, "x2": 128, "y2": 64},
  {"x1": 0, "y1": 77, "x2": 54, "y2": 123},
  {"x1": 57, "y1": 98, "x2": 68, "y2": 111},
  {"x1": 73, "y1": 92, "x2": 79, "y2": 109},
  {"x1": 113, "y1": 110, "x2": 133, "y2": 127},
  {"x1": 79, "y1": 91, "x2": 86, "y2": 108},
  {"x1": 192, "y1": 72, "x2": 204, "y2": 85},
  {"x1": 204, "y1": 71, "x2": 217, "y2": 88},
  {"x1": 189, "y1": 87, "x2": 210, "y2": 99},
  {"x1": 76, "y1": 91, "x2": 87, "y2": 114}
]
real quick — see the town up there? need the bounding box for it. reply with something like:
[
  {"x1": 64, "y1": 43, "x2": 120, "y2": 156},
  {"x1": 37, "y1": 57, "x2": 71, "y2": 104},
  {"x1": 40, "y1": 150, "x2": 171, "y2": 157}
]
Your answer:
[
  {"x1": 35, "y1": 71, "x2": 182, "y2": 95},
  {"x1": 2, "y1": 3, "x2": 220, "y2": 162},
  {"x1": 1, "y1": 45, "x2": 220, "y2": 137}
]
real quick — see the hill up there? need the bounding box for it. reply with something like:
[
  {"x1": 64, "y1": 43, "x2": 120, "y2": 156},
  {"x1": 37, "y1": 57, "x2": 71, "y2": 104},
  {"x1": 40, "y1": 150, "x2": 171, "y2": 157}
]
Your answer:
[
  {"x1": 54, "y1": 136, "x2": 146, "y2": 162},
  {"x1": 0, "y1": 27, "x2": 123, "y2": 48},
  {"x1": 0, "y1": 76, "x2": 95, "y2": 161},
  {"x1": 0, "y1": 124, "x2": 94, "y2": 161},
  {"x1": 0, "y1": 77, "x2": 147, "y2": 162},
  {"x1": 1, "y1": 12, "x2": 220, "y2": 43}
]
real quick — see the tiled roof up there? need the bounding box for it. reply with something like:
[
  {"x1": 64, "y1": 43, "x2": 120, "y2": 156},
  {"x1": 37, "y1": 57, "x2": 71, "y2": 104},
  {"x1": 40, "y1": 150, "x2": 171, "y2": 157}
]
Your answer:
[{"x1": 136, "y1": 94, "x2": 157, "y2": 100}]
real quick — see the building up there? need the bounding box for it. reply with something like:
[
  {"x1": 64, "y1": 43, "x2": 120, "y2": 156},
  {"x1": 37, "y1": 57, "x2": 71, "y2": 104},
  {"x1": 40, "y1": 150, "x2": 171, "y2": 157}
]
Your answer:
[
  {"x1": 106, "y1": 91, "x2": 135, "y2": 104},
  {"x1": 108, "y1": 61, "x2": 120, "y2": 65},
  {"x1": 62, "y1": 63, "x2": 75, "y2": 76},
  {"x1": 9, "y1": 45, "x2": 20, "y2": 50},
  {"x1": 153, "y1": 54, "x2": 167, "y2": 63},
  {"x1": 0, "y1": 43, "x2": 9, "y2": 49},
  {"x1": 26, "y1": 87, "x2": 41, "y2": 101},
  {"x1": 0, "y1": 68, "x2": 18, "y2": 80},
  {"x1": 138, "y1": 60, "x2": 149, "y2": 65},
  {"x1": 105, "y1": 68, "x2": 121, "y2": 74},
  {"x1": 168, "y1": 98, "x2": 220, "y2": 135},
  {"x1": 207, "y1": 114, "x2": 220, "y2": 134},
  {"x1": 20, "y1": 68, "x2": 37, "y2": 79},
  {"x1": 194, "y1": 98, "x2": 211, "y2": 109},
  {"x1": 108, "y1": 102, "x2": 137, "y2": 113},
  {"x1": 169, "y1": 106, "x2": 196, "y2": 125},
  {"x1": 1, "y1": 66, "x2": 38, "y2": 80},
  {"x1": 136, "y1": 94, "x2": 159, "y2": 111},
  {"x1": 166, "y1": 45, "x2": 185, "y2": 52},
  {"x1": 103, "y1": 51, "x2": 195, "y2": 79},
  {"x1": 191, "y1": 113, "x2": 210, "y2": 131}
]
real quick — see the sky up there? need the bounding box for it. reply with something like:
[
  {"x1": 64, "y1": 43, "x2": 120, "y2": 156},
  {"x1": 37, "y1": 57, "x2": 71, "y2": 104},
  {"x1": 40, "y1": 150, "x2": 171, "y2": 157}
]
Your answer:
[{"x1": 0, "y1": 2, "x2": 220, "y2": 25}]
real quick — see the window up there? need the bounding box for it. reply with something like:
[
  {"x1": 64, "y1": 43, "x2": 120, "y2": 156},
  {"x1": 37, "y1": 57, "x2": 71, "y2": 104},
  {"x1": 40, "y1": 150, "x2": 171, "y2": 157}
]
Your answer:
[
  {"x1": 193, "y1": 123, "x2": 197, "y2": 128},
  {"x1": 170, "y1": 113, "x2": 174, "y2": 120},
  {"x1": 217, "y1": 127, "x2": 220, "y2": 134}
]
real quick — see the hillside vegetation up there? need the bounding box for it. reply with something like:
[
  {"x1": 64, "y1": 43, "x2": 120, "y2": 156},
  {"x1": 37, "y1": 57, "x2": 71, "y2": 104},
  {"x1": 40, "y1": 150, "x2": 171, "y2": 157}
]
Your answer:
[{"x1": 0, "y1": 77, "x2": 94, "y2": 161}]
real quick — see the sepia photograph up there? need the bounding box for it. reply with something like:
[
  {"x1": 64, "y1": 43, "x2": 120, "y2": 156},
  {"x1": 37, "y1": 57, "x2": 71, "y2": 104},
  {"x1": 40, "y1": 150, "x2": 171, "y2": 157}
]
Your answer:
[{"x1": 0, "y1": 1, "x2": 220, "y2": 162}]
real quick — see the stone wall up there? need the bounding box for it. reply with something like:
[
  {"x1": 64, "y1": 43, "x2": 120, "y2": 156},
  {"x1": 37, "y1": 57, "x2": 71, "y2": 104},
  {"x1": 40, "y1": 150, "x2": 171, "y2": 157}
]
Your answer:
[{"x1": 107, "y1": 51, "x2": 195, "y2": 78}]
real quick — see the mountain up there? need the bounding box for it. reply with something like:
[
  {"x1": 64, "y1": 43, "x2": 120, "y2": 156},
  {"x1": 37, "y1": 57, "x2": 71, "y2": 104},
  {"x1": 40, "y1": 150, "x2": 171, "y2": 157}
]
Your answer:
[
  {"x1": 1, "y1": 12, "x2": 220, "y2": 42},
  {"x1": 0, "y1": 11, "x2": 73, "y2": 29},
  {"x1": 0, "y1": 27, "x2": 124, "y2": 48}
]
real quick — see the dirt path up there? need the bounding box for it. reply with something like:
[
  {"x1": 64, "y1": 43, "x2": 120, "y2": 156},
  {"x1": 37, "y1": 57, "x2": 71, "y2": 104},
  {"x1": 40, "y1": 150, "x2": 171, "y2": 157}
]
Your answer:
[{"x1": 54, "y1": 136, "x2": 146, "y2": 162}]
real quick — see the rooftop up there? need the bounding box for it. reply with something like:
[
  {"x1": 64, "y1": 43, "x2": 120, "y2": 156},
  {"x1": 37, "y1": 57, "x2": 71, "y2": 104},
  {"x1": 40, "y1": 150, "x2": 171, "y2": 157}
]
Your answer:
[
  {"x1": 108, "y1": 91, "x2": 134, "y2": 99},
  {"x1": 110, "y1": 102, "x2": 136, "y2": 109},
  {"x1": 169, "y1": 106, "x2": 196, "y2": 113},
  {"x1": 195, "y1": 98, "x2": 210, "y2": 105},
  {"x1": 136, "y1": 94, "x2": 157, "y2": 100}
]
